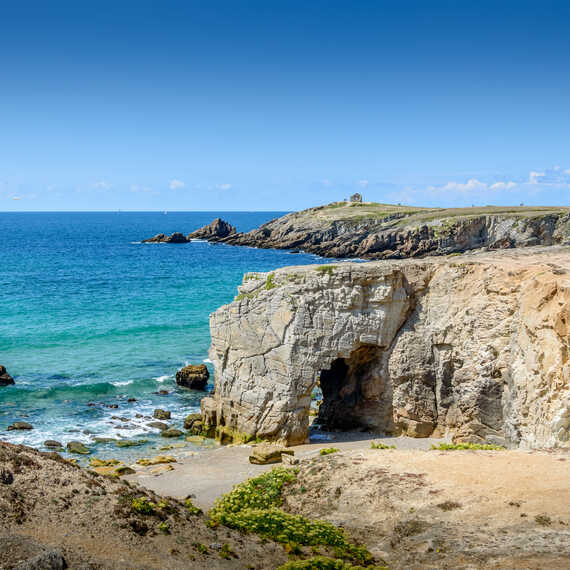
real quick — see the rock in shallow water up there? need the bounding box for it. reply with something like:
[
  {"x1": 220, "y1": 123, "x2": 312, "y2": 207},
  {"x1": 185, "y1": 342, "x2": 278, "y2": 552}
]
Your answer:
[
  {"x1": 7, "y1": 422, "x2": 33, "y2": 431},
  {"x1": 153, "y1": 408, "x2": 171, "y2": 420},
  {"x1": 66, "y1": 441, "x2": 90, "y2": 454},
  {"x1": 0, "y1": 365, "x2": 14, "y2": 386},
  {"x1": 176, "y1": 364, "x2": 209, "y2": 390}
]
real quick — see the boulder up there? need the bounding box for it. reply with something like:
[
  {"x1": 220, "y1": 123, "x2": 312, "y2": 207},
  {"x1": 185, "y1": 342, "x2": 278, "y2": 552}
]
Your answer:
[
  {"x1": 176, "y1": 364, "x2": 209, "y2": 390},
  {"x1": 161, "y1": 428, "x2": 183, "y2": 438},
  {"x1": 153, "y1": 409, "x2": 171, "y2": 420},
  {"x1": 248, "y1": 445, "x2": 294, "y2": 465},
  {"x1": 187, "y1": 218, "x2": 236, "y2": 241},
  {"x1": 183, "y1": 413, "x2": 202, "y2": 430},
  {"x1": 66, "y1": 441, "x2": 90, "y2": 454},
  {"x1": 44, "y1": 440, "x2": 63, "y2": 449},
  {"x1": 0, "y1": 366, "x2": 14, "y2": 386},
  {"x1": 7, "y1": 422, "x2": 33, "y2": 431},
  {"x1": 147, "y1": 421, "x2": 169, "y2": 431}
]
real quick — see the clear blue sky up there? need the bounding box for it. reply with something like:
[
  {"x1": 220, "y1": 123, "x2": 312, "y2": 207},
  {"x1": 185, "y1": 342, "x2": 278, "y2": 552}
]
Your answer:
[{"x1": 1, "y1": 0, "x2": 569, "y2": 211}]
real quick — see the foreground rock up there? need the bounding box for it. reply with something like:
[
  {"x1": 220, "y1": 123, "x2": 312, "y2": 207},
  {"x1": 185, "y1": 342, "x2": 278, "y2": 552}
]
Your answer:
[
  {"x1": 202, "y1": 246, "x2": 570, "y2": 448},
  {"x1": 0, "y1": 365, "x2": 14, "y2": 386},
  {"x1": 0, "y1": 535, "x2": 66, "y2": 570},
  {"x1": 66, "y1": 441, "x2": 90, "y2": 454},
  {"x1": 0, "y1": 441, "x2": 288, "y2": 569},
  {"x1": 176, "y1": 364, "x2": 209, "y2": 390},
  {"x1": 186, "y1": 217, "x2": 236, "y2": 240},
  {"x1": 212, "y1": 202, "x2": 570, "y2": 259},
  {"x1": 249, "y1": 445, "x2": 294, "y2": 465}
]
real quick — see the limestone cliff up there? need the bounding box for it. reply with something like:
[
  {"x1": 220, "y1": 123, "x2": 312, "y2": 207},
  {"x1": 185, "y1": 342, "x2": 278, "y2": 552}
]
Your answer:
[{"x1": 202, "y1": 246, "x2": 570, "y2": 449}]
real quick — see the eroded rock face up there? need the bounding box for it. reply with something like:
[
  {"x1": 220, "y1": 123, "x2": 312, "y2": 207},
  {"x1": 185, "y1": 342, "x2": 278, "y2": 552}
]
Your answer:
[
  {"x1": 202, "y1": 247, "x2": 570, "y2": 448},
  {"x1": 218, "y1": 209, "x2": 570, "y2": 260}
]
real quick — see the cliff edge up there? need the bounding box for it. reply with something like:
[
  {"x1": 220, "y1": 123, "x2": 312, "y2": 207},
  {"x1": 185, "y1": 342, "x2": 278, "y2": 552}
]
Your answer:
[{"x1": 202, "y1": 246, "x2": 570, "y2": 448}]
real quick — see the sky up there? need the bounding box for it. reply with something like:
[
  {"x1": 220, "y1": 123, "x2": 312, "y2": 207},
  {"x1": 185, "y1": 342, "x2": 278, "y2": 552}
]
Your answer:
[{"x1": 1, "y1": 0, "x2": 569, "y2": 211}]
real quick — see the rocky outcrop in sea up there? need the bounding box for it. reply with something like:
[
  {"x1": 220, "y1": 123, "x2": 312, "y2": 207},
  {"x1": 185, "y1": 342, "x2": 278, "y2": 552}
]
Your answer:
[
  {"x1": 201, "y1": 246, "x2": 570, "y2": 449},
  {"x1": 0, "y1": 365, "x2": 14, "y2": 386},
  {"x1": 143, "y1": 218, "x2": 236, "y2": 244}
]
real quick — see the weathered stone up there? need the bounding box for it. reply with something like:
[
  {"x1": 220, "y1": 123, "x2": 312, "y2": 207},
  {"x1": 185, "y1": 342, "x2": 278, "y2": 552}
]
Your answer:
[
  {"x1": 43, "y1": 440, "x2": 63, "y2": 449},
  {"x1": 7, "y1": 422, "x2": 33, "y2": 431},
  {"x1": 136, "y1": 455, "x2": 176, "y2": 466},
  {"x1": 161, "y1": 428, "x2": 183, "y2": 438},
  {"x1": 153, "y1": 409, "x2": 171, "y2": 420},
  {"x1": 183, "y1": 413, "x2": 202, "y2": 430},
  {"x1": 0, "y1": 467, "x2": 14, "y2": 485},
  {"x1": 176, "y1": 364, "x2": 209, "y2": 390},
  {"x1": 147, "y1": 421, "x2": 169, "y2": 431},
  {"x1": 187, "y1": 218, "x2": 236, "y2": 241},
  {"x1": 0, "y1": 365, "x2": 14, "y2": 386},
  {"x1": 249, "y1": 445, "x2": 294, "y2": 465},
  {"x1": 66, "y1": 441, "x2": 90, "y2": 454},
  {"x1": 202, "y1": 247, "x2": 570, "y2": 449}
]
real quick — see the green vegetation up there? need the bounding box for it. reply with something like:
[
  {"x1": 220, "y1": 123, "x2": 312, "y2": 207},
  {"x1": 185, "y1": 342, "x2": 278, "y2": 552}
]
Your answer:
[
  {"x1": 430, "y1": 442, "x2": 505, "y2": 451},
  {"x1": 131, "y1": 497, "x2": 155, "y2": 515},
  {"x1": 185, "y1": 498, "x2": 202, "y2": 515},
  {"x1": 209, "y1": 467, "x2": 373, "y2": 566},
  {"x1": 278, "y1": 556, "x2": 388, "y2": 569},
  {"x1": 219, "y1": 543, "x2": 237, "y2": 559},
  {"x1": 315, "y1": 265, "x2": 335, "y2": 276},
  {"x1": 370, "y1": 442, "x2": 396, "y2": 450},
  {"x1": 157, "y1": 521, "x2": 170, "y2": 534},
  {"x1": 319, "y1": 448, "x2": 339, "y2": 456},
  {"x1": 193, "y1": 542, "x2": 208, "y2": 554},
  {"x1": 266, "y1": 273, "x2": 277, "y2": 290}
]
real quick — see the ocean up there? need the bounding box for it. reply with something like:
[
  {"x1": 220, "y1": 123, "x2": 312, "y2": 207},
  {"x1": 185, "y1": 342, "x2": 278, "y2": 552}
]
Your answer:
[{"x1": 0, "y1": 211, "x2": 329, "y2": 462}]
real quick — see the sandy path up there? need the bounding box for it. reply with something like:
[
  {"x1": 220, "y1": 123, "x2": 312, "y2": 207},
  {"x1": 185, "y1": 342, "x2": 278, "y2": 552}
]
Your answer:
[{"x1": 128, "y1": 433, "x2": 441, "y2": 509}]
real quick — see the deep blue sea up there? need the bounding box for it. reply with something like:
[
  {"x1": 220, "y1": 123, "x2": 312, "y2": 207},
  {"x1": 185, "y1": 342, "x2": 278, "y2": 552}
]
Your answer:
[{"x1": 0, "y1": 212, "x2": 329, "y2": 461}]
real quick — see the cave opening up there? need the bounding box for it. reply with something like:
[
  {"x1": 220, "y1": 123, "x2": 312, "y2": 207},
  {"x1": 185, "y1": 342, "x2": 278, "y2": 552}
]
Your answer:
[{"x1": 315, "y1": 344, "x2": 389, "y2": 432}]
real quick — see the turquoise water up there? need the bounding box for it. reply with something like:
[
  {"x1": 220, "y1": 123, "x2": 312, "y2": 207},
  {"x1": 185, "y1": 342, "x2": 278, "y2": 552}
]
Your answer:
[{"x1": 0, "y1": 212, "x2": 329, "y2": 460}]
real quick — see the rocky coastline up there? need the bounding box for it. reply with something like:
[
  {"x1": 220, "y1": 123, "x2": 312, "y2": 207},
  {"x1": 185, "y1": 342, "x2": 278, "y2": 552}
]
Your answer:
[{"x1": 142, "y1": 202, "x2": 570, "y2": 259}]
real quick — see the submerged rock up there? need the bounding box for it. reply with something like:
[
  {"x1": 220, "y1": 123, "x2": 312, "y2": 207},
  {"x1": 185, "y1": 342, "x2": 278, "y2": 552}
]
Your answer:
[
  {"x1": 66, "y1": 441, "x2": 90, "y2": 454},
  {"x1": 161, "y1": 428, "x2": 183, "y2": 438},
  {"x1": 176, "y1": 364, "x2": 209, "y2": 390},
  {"x1": 44, "y1": 440, "x2": 63, "y2": 449},
  {"x1": 147, "y1": 421, "x2": 169, "y2": 431},
  {"x1": 0, "y1": 366, "x2": 14, "y2": 386},
  {"x1": 7, "y1": 422, "x2": 33, "y2": 431},
  {"x1": 153, "y1": 409, "x2": 171, "y2": 420}
]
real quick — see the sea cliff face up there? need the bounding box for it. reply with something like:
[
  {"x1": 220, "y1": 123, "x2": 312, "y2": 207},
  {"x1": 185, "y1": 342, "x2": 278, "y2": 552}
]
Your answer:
[
  {"x1": 202, "y1": 246, "x2": 570, "y2": 448},
  {"x1": 217, "y1": 204, "x2": 570, "y2": 259}
]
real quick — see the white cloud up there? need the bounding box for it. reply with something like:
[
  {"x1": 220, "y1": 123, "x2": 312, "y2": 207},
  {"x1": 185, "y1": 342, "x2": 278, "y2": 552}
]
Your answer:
[
  {"x1": 528, "y1": 171, "x2": 545, "y2": 184},
  {"x1": 490, "y1": 181, "x2": 517, "y2": 190},
  {"x1": 358, "y1": 179, "x2": 369, "y2": 188},
  {"x1": 216, "y1": 183, "x2": 232, "y2": 190},
  {"x1": 92, "y1": 180, "x2": 111, "y2": 190},
  {"x1": 169, "y1": 179, "x2": 185, "y2": 190},
  {"x1": 429, "y1": 178, "x2": 518, "y2": 193}
]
